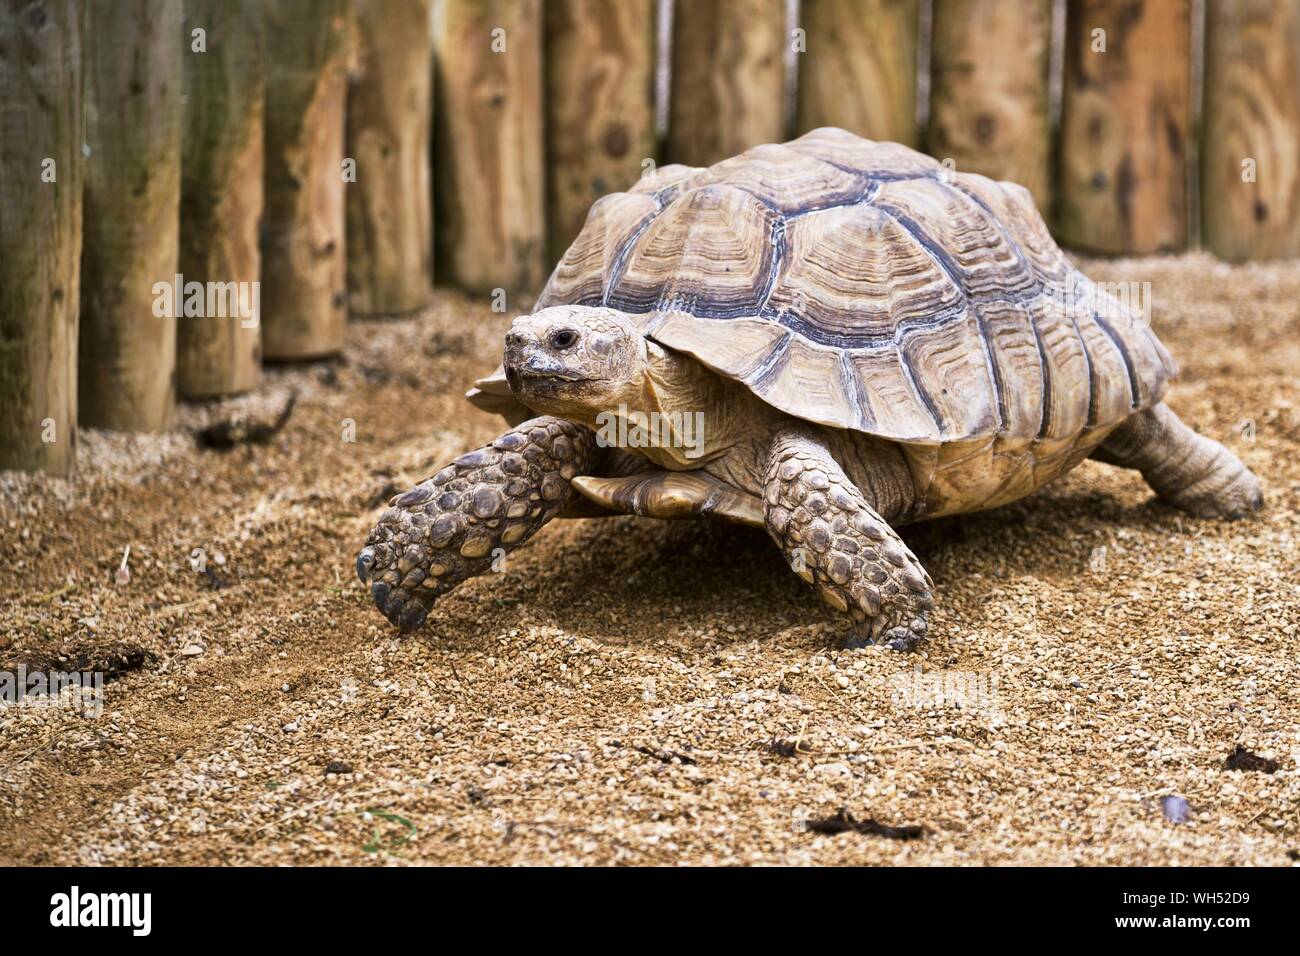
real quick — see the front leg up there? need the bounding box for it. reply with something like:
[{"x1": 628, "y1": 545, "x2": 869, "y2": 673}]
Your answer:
[
  {"x1": 357, "y1": 417, "x2": 600, "y2": 632},
  {"x1": 763, "y1": 427, "x2": 933, "y2": 650}
]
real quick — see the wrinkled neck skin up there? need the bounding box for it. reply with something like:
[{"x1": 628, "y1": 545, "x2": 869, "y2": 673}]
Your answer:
[
  {"x1": 600, "y1": 342, "x2": 918, "y2": 517},
  {"x1": 580, "y1": 340, "x2": 784, "y2": 476},
  {"x1": 538, "y1": 337, "x2": 915, "y2": 514}
]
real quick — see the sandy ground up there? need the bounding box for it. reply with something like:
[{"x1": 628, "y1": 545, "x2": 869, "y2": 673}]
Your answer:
[{"x1": 1, "y1": 252, "x2": 1297, "y2": 866}]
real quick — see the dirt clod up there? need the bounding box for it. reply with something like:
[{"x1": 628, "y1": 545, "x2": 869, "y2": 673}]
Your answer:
[
  {"x1": 1224, "y1": 746, "x2": 1279, "y2": 774},
  {"x1": 196, "y1": 390, "x2": 297, "y2": 449},
  {"x1": 806, "y1": 808, "x2": 924, "y2": 840}
]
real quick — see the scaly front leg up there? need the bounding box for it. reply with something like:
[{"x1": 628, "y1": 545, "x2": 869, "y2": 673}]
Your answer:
[
  {"x1": 357, "y1": 417, "x2": 600, "y2": 632},
  {"x1": 763, "y1": 426, "x2": 934, "y2": 650}
]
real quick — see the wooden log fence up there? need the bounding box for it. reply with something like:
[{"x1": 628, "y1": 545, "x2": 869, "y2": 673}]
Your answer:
[{"x1": 2, "y1": 0, "x2": 1299, "y2": 469}]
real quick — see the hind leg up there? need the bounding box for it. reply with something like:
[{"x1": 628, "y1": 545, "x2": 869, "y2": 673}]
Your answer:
[{"x1": 1091, "y1": 403, "x2": 1264, "y2": 519}]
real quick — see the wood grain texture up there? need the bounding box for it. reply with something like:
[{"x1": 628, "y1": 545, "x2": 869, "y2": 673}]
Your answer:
[
  {"x1": 1056, "y1": 0, "x2": 1192, "y2": 254},
  {"x1": 796, "y1": 0, "x2": 919, "y2": 147},
  {"x1": 1201, "y1": 0, "x2": 1300, "y2": 261},
  {"x1": 667, "y1": 0, "x2": 786, "y2": 168},
  {"x1": 928, "y1": 0, "x2": 1051, "y2": 210},
  {"x1": 261, "y1": 0, "x2": 350, "y2": 359},
  {"x1": 432, "y1": 0, "x2": 546, "y2": 295},
  {"x1": 0, "y1": 0, "x2": 83, "y2": 474},
  {"x1": 545, "y1": 0, "x2": 656, "y2": 265},
  {"x1": 178, "y1": 0, "x2": 263, "y2": 397},
  {"x1": 80, "y1": 0, "x2": 182, "y2": 431},
  {"x1": 347, "y1": 0, "x2": 434, "y2": 315}
]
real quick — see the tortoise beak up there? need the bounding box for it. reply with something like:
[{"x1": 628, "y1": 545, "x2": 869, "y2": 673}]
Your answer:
[{"x1": 505, "y1": 353, "x2": 581, "y2": 380}]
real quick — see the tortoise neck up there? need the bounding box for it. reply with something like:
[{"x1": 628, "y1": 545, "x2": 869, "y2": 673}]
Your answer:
[{"x1": 581, "y1": 341, "x2": 738, "y2": 469}]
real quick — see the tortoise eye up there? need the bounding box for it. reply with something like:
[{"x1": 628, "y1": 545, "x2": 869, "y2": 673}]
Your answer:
[{"x1": 549, "y1": 329, "x2": 579, "y2": 350}]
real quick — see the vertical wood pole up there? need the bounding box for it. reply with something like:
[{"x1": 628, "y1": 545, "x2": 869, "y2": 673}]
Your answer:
[
  {"x1": 80, "y1": 0, "x2": 182, "y2": 431},
  {"x1": 1056, "y1": 0, "x2": 1192, "y2": 254},
  {"x1": 261, "y1": 0, "x2": 351, "y2": 359},
  {"x1": 347, "y1": 0, "x2": 435, "y2": 315},
  {"x1": 545, "y1": 0, "x2": 656, "y2": 264},
  {"x1": 796, "y1": 0, "x2": 919, "y2": 147},
  {"x1": 0, "y1": 0, "x2": 84, "y2": 473},
  {"x1": 432, "y1": 0, "x2": 546, "y2": 296},
  {"x1": 667, "y1": 0, "x2": 786, "y2": 167},
  {"x1": 928, "y1": 0, "x2": 1051, "y2": 210},
  {"x1": 1201, "y1": 0, "x2": 1300, "y2": 262},
  {"x1": 178, "y1": 0, "x2": 264, "y2": 396}
]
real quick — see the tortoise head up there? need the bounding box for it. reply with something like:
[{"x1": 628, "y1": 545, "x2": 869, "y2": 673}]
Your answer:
[{"x1": 503, "y1": 306, "x2": 647, "y2": 419}]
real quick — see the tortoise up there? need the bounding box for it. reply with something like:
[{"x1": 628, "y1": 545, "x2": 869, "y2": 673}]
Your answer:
[{"x1": 357, "y1": 128, "x2": 1263, "y2": 648}]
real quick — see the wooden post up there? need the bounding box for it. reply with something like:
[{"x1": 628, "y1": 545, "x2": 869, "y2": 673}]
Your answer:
[
  {"x1": 667, "y1": 0, "x2": 785, "y2": 167},
  {"x1": 545, "y1": 0, "x2": 656, "y2": 264},
  {"x1": 432, "y1": 0, "x2": 546, "y2": 296},
  {"x1": 1201, "y1": 0, "x2": 1300, "y2": 262},
  {"x1": 80, "y1": 0, "x2": 182, "y2": 431},
  {"x1": 1056, "y1": 0, "x2": 1192, "y2": 255},
  {"x1": 796, "y1": 0, "x2": 919, "y2": 147},
  {"x1": 347, "y1": 0, "x2": 434, "y2": 315},
  {"x1": 261, "y1": 0, "x2": 351, "y2": 360},
  {"x1": 178, "y1": 0, "x2": 264, "y2": 398},
  {"x1": 0, "y1": 0, "x2": 83, "y2": 474},
  {"x1": 928, "y1": 0, "x2": 1051, "y2": 210}
]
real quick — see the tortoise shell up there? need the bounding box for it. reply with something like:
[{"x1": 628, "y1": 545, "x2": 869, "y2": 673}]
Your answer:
[{"x1": 529, "y1": 127, "x2": 1177, "y2": 445}]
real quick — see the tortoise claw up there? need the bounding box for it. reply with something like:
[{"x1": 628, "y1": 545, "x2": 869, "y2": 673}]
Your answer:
[
  {"x1": 356, "y1": 547, "x2": 376, "y2": 583},
  {"x1": 398, "y1": 602, "x2": 430, "y2": 633},
  {"x1": 368, "y1": 578, "x2": 433, "y2": 633}
]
